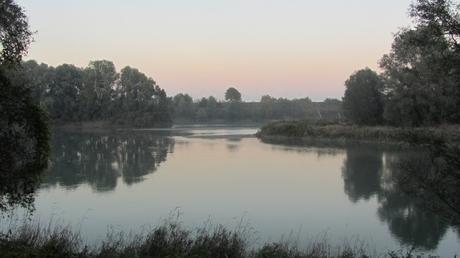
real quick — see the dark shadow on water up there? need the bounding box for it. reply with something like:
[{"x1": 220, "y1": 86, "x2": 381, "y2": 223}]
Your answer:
[
  {"x1": 343, "y1": 146, "x2": 460, "y2": 251},
  {"x1": 261, "y1": 137, "x2": 460, "y2": 251},
  {"x1": 1, "y1": 68, "x2": 51, "y2": 216},
  {"x1": 43, "y1": 130, "x2": 175, "y2": 192},
  {"x1": 0, "y1": 167, "x2": 43, "y2": 216},
  {"x1": 342, "y1": 147, "x2": 383, "y2": 202}
]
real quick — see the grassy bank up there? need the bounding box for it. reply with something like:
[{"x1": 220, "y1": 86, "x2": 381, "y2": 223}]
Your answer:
[
  {"x1": 0, "y1": 220, "x2": 429, "y2": 258},
  {"x1": 256, "y1": 121, "x2": 460, "y2": 145}
]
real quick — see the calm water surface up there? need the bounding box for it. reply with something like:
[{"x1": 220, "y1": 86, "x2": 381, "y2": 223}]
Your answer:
[{"x1": 6, "y1": 126, "x2": 460, "y2": 256}]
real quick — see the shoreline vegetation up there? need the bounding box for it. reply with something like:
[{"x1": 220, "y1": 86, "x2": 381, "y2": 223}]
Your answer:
[
  {"x1": 256, "y1": 121, "x2": 460, "y2": 146},
  {"x1": 0, "y1": 219, "x2": 427, "y2": 258}
]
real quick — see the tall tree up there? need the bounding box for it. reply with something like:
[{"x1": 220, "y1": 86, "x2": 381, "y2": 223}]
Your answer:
[
  {"x1": 225, "y1": 87, "x2": 242, "y2": 102},
  {"x1": 260, "y1": 95, "x2": 275, "y2": 119},
  {"x1": 380, "y1": 0, "x2": 460, "y2": 125},
  {"x1": 173, "y1": 93, "x2": 195, "y2": 120},
  {"x1": 48, "y1": 64, "x2": 83, "y2": 121},
  {"x1": 0, "y1": 0, "x2": 49, "y2": 210},
  {"x1": 82, "y1": 60, "x2": 118, "y2": 119},
  {"x1": 343, "y1": 68, "x2": 384, "y2": 125},
  {"x1": 0, "y1": 0, "x2": 32, "y2": 66},
  {"x1": 118, "y1": 66, "x2": 156, "y2": 112},
  {"x1": 112, "y1": 66, "x2": 171, "y2": 127},
  {"x1": 5, "y1": 60, "x2": 53, "y2": 105}
]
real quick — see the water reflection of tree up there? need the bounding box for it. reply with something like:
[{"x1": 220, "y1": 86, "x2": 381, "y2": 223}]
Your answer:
[
  {"x1": 341, "y1": 146, "x2": 459, "y2": 251},
  {"x1": 393, "y1": 144, "x2": 460, "y2": 225},
  {"x1": 342, "y1": 147, "x2": 383, "y2": 202},
  {"x1": 377, "y1": 189, "x2": 448, "y2": 250},
  {"x1": 0, "y1": 169, "x2": 42, "y2": 215},
  {"x1": 44, "y1": 131, "x2": 174, "y2": 192}
]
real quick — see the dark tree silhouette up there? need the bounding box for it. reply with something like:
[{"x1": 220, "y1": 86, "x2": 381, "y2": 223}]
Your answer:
[
  {"x1": 225, "y1": 87, "x2": 242, "y2": 102},
  {"x1": 0, "y1": 0, "x2": 32, "y2": 66},
  {"x1": 343, "y1": 68, "x2": 384, "y2": 125},
  {"x1": 0, "y1": 0, "x2": 49, "y2": 214}
]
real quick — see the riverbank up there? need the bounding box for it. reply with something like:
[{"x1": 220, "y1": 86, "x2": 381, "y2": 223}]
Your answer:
[
  {"x1": 256, "y1": 121, "x2": 460, "y2": 145},
  {"x1": 1, "y1": 220, "x2": 424, "y2": 258}
]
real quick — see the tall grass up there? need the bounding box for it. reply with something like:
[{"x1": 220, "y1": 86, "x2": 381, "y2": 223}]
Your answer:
[{"x1": 0, "y1": 219, "x2": 426, "y2": 258}]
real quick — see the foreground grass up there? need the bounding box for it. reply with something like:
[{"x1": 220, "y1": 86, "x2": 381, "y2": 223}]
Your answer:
[
  {"x1": 0, "y1": 220, "x2": 428, "y2": 258},
  {"x1": 256, "y1": 121, "x2": 460, "y2": 145}
]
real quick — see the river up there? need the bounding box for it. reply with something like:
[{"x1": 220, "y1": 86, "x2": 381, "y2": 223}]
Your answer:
[{"x1": 2, "y1": 126, "x2": 459, "y2": 256}]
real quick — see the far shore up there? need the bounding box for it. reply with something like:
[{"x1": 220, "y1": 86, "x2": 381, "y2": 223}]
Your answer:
[
  {"x1": 51, "y1": 120, "x2": 265, "y2": 130},
  {"x1": 256, "y1": 121, "x2": 460, "y2": 146}
]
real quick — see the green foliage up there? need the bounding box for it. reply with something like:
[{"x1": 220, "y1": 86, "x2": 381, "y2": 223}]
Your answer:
[
  {"x1": 110, "y1": 66, "x2": 172, "y2": 127},
  {"x1": 377, "y1": 0, "x2": 460, "y2": 126},
  {"x1": 171, "y1": 93, "x2": 339, "y2": 123},
  {"x1": 172, "y1": 93, "x2": 196, "y2": 120},
  {"x1": 8, "y1": 58, "x2": 342, "y2": 126},
  {"x1": 50, "y1": 64, "x2": 83, "y2": 121},
  {"x1": 0, "y1": 68, "x2": 50, "y2": 213},
  {"x1": 0, "y1": 0, "x2": 50, "y2": 213},
  {"x1": 82, "y1": 60, "x2": 118, "y2": 120},
  {"x1": 338, "y1": 0, "x2": 460, "y2": 126},
  {"x1": 257, "y1": 121, "x2": 460, "y2": 145},
  {"x1": 8, "y1": 60, "x2": 172, "y2": 127},
  {"x1": 343, "y1": 68, "x2": 384, "y2": 125},
  {"x1": 0, "y1": 0, "x2": 32, "y2": 66},
  {"x1": 257, "y1": 121, "x2": 312, "y2": 137},
  {"x1": 225, "y1": 87, "x2": 242, "y2": 102}
]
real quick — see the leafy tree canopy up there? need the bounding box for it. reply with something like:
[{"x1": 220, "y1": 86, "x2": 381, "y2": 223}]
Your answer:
[
  {"x1": 343, "y1": 68, "x2": 384, "y2": 125},
  {"x1": 0, "y1": 0, "x2": 32, "y2": 66},
  {"x1": 225, "y1": 87, "x2": 242, "y2": 102}
]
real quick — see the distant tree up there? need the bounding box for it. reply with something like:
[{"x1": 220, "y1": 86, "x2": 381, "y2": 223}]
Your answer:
[
  {"x1": 173, "y1": 93, "x2": 195, "y2": 119},
  {"x1": 154, "y1": 85, "x2": 172, "y2": 125},
  {"x1": 205, "y1": 96, "x2": 219, "y2": 120},
  {"x1": 195, "y1": 107, "x2": 208, "y2": 121},
  {"x1": 260, "y1": 95, "x2": 275, "y2": 119},
  {"x1": 323, "y1": 98, "x2": 342, "y2": 106},
  {"x1": 113, "y1": 66, "x2": 171, "y2": 127},
  {"x1": 6, "y1": 60, "x2": 53, "y2": 105},
  {"x1": 225, "y1": 87, "x2": 242, "y2": 102},
  {"x1": 48, "y1": 64, "x2": 83, "y2": 121},
  {"x1": 0, "y1": 0, "x2": 32, "y2": 66},
  {"x1": 82, "y1": 60, "x2": 118, "y2": 119},
  {"x1": 198, "y1": 97, "x2": 208, "y2": 108},
  {"x1": 343, "y1": 68, "x2": 384, "y2": 125},
  {"x1": 6, "y1": 59, "x2": 173, "y2": 127},
  {"x1": 207, "y1": 96, "x2": 218, "y2": 106},
  {"x1": 118, "y1": 66, "x2": 155, "y2": 111},
  {"x1": 195, "y1": 98, "x2": 209, "y2": 121}
]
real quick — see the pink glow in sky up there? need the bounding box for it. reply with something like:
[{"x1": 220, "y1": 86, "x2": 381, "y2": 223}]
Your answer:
[{"x1": 17, "y1": 0, "x2": 411, "y2": 101}]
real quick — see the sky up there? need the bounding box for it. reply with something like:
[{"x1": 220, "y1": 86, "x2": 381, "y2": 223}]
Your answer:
[{"x1": 17, "y1": 0, "x2": 412, "y2": 101}]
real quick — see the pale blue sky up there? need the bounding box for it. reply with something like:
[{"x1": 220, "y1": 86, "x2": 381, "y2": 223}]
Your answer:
[{"x1": 17, "y1": 0, "x2": 412, "y2": 101}]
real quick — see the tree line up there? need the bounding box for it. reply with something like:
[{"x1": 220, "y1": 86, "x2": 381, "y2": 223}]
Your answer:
[
  {"x1": 6, "y1": 60, "x2": 172, "y2": 127},
  {"x1": 343, "y1": 0, "x2": 460, "y2": 127},
  {"x1": 171, "y1": 91, "x2": 342, "y2": 123},
  {"x1": 7, "y1": 61, "x2": 343, "y2": 125},
  {"x1": 171, "y1": 89, "x2": 342, "y2": 123}
]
